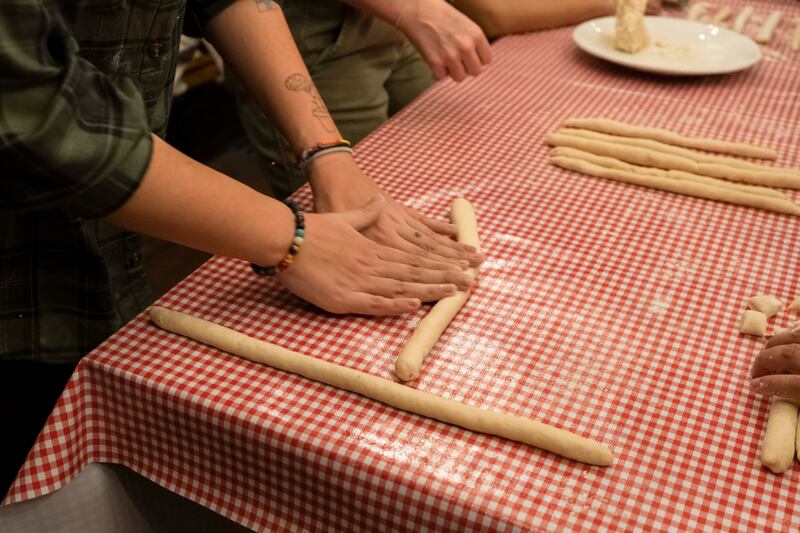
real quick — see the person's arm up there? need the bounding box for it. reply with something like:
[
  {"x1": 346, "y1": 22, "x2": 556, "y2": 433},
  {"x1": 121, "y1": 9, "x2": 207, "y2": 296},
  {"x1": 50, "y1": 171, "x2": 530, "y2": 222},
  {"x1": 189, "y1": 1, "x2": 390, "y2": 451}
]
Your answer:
[
  {"x1": 453, "y1": 0, "x2": 661, "y2": 39},
  {"x1": 206, "y1": 1, "x2": 483, "y2": 267},
  {"x1": 341, "y1": 0, "x2": 492, "y2": 82},
  {"x1": 0, "y1": 0, "x2": 467, "y2": 316}
]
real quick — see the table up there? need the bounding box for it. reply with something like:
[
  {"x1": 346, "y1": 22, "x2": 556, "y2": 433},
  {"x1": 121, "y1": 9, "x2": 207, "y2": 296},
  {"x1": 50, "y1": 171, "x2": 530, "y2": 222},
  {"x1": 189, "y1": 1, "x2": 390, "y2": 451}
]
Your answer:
[{"x1": 6, "y1": 1, "x2": 800, "y2": 530}]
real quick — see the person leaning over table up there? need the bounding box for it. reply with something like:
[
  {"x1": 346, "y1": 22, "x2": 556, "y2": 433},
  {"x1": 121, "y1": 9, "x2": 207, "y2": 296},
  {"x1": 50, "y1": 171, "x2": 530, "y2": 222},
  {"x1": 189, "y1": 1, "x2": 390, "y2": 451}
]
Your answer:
[
  {"x1": 0, "y1": 0, "x2": 482, "y2": 500},
  {"x1": 228, "y1": 0, "x2": 493, "y2": 199},
  {"x1": 452, "y1": 0, "x2": 662, "y2": 39}
]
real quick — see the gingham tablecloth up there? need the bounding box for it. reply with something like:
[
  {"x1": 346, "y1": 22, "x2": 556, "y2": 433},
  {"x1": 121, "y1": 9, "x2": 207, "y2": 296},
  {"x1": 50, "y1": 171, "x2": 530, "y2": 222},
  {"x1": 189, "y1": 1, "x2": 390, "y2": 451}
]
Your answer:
[{"x1": 7, "y1": 1, "x2": 800, "y2": 530}]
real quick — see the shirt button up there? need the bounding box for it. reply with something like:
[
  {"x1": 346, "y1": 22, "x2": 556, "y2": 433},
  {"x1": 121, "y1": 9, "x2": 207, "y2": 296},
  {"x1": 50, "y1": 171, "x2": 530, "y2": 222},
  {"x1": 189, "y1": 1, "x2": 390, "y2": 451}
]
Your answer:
[
  {"x1": 127, "y1": 252, "x2": 142, "y2": 268},
  {"x1": 147, "y1": 42, "x2": 164, "y2": 59}
]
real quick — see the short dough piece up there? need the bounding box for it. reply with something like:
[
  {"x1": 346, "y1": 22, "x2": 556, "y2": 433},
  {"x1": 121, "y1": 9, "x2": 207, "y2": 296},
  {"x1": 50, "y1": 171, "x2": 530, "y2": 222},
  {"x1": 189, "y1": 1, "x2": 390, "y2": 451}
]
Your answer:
[
  {"x1": 712, "y1": 7, "x2": 732, "y2": 26},
  {"x1": 789, "y1": 297, "x2": 800, "y2": 313},
  {"x1": 732, "y1": 6, "x2": 753, "y2": 33},
  {"x1": 562, "y1": 117, "x2": 777, "y2": 160},
  {"x1": 741, "y1": 310, "x2": 768, "y2": 336},
  {"x1": 614, "y1": 0, "x2": 650, "y2": 53},
  {"x1": 792, "y1": 19, "x2": 800, "y2": 52},
  {"x1": 550, "y1": 155, "x2": 800, "y2": 216},
  {"x1": 761, "y1": 397, "x2": 798, "y2": 474},
  {"x1": 748, "y1": 295, "x2": 783, "y2": 318},
  {"x1": 395, "y1": 198, "x2": 481, "y2": 381},
  {"x1": 756, "y1": 11, "x2": 783, "y2": 44},
  {"x1": 547, "y1": 132, "x2": 798, "y2": 188},
  {"x1": 687, "y1": 2, "x2": 709, "y2": 21},
  {"x1": 147, "y1": 306, "x2": 614, "y2": 466}
]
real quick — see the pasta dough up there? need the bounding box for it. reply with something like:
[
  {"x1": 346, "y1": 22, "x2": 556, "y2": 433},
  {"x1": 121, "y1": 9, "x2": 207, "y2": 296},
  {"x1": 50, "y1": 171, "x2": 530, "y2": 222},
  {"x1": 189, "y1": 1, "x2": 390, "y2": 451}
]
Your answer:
[
  {"x1": 756, "y1": 11, "x2": 783, "y2": 44},
  {"x1": 550, "y1": 156, "x2": 800, "y2": 215},
  {"x1": 792, "y1": 19, "x2": 800, "y2": 52},
  {"x1": 748, "y1": 295, "x2": 783, "y2": 318},
  {"x1": 760, "y1": 398, "x2": 798, "y2": 474},
  {"x1": 558, "y1": 127, "x2": 800, "y2": 181},
  {"x1": 732, "y1": 6, "x2": 753, "y2": 33},
  {"x1": 687, "y1": 2, "x2": 709, "y2": 21},
  {"x1": 741, "y1": 310, "x2": 768, "y2": 336},
  {"x1": 562, "y1": 117, "x2": 777, "y2": 160},
  {"x1": 547, "y1": 132, "x2": 799, "y2": 189},
  {"x1": 395, "y1": 198, "x2": 481, "y2": 381},
  {"x1": 552, "y1": 146, "x2": 787, "y2": 199},
  {"x1": 789, "y1": 297, "x2": 800, "y2": 313},
  {"x1": 615, "y1": 0, "x2": 650, "y2": 53},
  {"x1": 147, "y1": 306, "x2": 614, "y2": 466},
  {"x1": 712, "y1": 7, "x2": 732, "y2": 26}
]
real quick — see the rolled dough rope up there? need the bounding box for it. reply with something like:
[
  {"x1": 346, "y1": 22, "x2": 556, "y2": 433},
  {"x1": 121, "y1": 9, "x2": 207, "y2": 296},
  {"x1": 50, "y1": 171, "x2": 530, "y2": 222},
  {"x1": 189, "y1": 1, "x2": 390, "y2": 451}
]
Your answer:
[
  {"x1": 687, "y1": 2, "x2": 709, "y2": 21},
  {"x1": 792, "y1": 19, "x2": 800, "y2": 51},
  {"x1": 550, "y1": 155, "x2": 800, "y2": 216},
  {"x1": 394, "y1": 198, "x2": 481, "y2": 382},
  {"x1": 546, "y1": 132, "x2": 800, "y2": 189},
  {"x1": 551, "y1": 146, "x2": 788, "y2": 200},
  {"x1": 562, "y1": 117, "x2": 777, "y2": 160},
  {"x1": 559, "y1": 128, "x2": 800, "y2": 180},
  {"x1": 147, "y1": 306, "x2": 614, "y2": 466},
  {"x1": 760, "y1": 397, "x2": 798, "y2": 474},
  {"x1": 756, "y1": 11, "x2": 783, "y2": 44},
  {"x1": 712, "y1": 6, "x2": 732, "y2": 26},
  {"x1": 732, "y1": 6, "x2": 754, "y2": 33}
]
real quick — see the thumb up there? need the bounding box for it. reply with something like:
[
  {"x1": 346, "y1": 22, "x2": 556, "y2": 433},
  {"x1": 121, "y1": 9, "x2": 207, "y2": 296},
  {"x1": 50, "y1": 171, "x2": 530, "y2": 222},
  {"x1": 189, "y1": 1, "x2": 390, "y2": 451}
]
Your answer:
[{"x1": 336, "y1": 194, "x2": 385, "y2": 231}]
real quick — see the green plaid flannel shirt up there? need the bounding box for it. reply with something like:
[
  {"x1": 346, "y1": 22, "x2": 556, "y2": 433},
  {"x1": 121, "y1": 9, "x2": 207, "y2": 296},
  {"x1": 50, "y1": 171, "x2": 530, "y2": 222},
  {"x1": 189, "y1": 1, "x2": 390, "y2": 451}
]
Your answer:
[{"x1": 0, "y1": 0, "x2": 234, "y2": 363}]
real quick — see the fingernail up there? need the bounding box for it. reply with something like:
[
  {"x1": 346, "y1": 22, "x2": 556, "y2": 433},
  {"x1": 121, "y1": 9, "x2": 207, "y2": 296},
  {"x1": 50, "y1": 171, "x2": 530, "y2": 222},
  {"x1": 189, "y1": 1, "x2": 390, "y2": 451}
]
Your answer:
[
  {"x1": 445, "y1": 284, "x2": 457, "y2": 294},
  {"x1": 462, "y1": 274, "x2": 475, "y2": 285},
  {"x1": 409, "y1": 299, "x2": 421, "y2": 309}
]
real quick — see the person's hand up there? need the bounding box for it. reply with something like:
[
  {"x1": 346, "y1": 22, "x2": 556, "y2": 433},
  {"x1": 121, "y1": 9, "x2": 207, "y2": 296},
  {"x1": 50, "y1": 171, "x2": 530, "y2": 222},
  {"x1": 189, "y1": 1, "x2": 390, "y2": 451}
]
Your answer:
[
  {"x1": 750, "y1": 328, "x2": 800, "y2": 401},
  {"x1": 646, "y1": 0, "x2": 662, "y2": 15},
  {"x1": 309, "y1": 153, "x2": 483, "y2": 268},
  {"x1": 394, "y1": 0, "x2": 492, "y2": 82},
  {"x1": 278, "y1": 196, "x2": 474, "y2": 315}
]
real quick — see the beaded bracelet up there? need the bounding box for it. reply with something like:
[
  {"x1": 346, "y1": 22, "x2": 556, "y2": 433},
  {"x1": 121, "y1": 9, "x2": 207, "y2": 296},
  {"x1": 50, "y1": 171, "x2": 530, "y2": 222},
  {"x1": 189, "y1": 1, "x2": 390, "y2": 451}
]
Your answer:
[
  {"x1": 251, "y1": 200, "x2": 305, "y2": 276},
  {"x1": 297, "y1": 139, "x2": 352, "y2": 170}
]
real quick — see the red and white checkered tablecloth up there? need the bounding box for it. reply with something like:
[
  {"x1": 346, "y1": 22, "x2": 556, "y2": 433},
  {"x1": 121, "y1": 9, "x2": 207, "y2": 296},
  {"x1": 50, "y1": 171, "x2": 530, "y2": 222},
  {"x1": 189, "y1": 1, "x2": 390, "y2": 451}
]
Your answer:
[{"x1": 6, "y1": 1, "x2": 800, "y2": 530}]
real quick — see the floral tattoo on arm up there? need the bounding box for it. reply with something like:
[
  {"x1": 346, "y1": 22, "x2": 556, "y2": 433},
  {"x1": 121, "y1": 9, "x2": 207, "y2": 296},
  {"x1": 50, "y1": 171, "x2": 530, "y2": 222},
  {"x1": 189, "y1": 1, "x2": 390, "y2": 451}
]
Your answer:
[{"x1": 284, "y1": 73, "x2": 337, "y2": 133}]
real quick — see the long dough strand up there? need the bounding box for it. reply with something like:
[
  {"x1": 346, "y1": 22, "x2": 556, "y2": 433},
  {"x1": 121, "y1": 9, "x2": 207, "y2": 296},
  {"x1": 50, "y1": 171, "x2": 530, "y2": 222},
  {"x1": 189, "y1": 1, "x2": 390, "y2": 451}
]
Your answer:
[
  {"x1": 552, "y1": 147, "x2": 788, "y2": 199},
  {"x1": 395, "y1": 198, "x2": 481, "y2": 381},
  {"x1": 761, "y1": 397, "x2": 798, "y2": 473},
  {"x1": 147, "y1": 306, "x2": 613, "y2": 466},
  {"x1": 559, "y1": 127, "x2": 800, "y2": 181},
  {"x1": 756, "y1": 11, "x2": 783, "y2": 44},
  {"x1": 562, "y1": 117, "x2": 777, "y2": 160},
  {"x1": 733, "y1": 6, "x2": 753, "y2": 33},
  {"x1": 547, "y1": 132, "x2": 800, "y2": 189},
  {"x1": 551, "y1": 155, "x2": 800, "y2": 216}
]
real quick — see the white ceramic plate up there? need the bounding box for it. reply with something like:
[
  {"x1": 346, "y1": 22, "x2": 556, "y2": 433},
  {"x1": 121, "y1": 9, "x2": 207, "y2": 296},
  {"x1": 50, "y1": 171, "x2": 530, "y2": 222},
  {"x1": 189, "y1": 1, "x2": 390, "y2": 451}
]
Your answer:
[{"x1": 573, "y1": 16, "x2": 762, "y2": 76}]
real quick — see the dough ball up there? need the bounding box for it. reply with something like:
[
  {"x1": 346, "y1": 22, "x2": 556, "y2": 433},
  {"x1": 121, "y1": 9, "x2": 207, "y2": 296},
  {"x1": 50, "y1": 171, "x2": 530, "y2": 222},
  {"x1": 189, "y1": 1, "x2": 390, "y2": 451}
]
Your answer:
[
  {"x1": 748, "y1": 295, "x2": 783, "y2": 318},
  {"x1": 741, "y1": 310, "x2": 768, "y2": 336}
]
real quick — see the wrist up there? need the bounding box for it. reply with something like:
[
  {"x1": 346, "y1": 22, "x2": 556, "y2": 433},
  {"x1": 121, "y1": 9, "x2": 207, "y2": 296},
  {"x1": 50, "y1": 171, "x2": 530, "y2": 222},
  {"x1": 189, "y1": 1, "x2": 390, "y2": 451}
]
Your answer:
[
  {"x1": 254, "y1": 199, "x2": 297, "y2": 267},
  {"x1": 308, "y1": 152, "x2": 380, "y2": 211}
]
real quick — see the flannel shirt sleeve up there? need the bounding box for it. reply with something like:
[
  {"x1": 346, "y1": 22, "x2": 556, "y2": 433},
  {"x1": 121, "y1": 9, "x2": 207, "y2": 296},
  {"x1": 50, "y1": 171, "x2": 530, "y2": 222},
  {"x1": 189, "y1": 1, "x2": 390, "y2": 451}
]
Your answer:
[{"x1": 0, "y1": 0, "x2": 153, "y2": 218}]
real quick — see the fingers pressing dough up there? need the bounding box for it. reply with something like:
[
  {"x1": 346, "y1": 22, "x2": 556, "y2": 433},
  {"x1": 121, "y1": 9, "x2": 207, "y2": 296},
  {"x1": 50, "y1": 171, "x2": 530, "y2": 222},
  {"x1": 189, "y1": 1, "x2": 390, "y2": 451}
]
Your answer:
[{"x1": 395, "y1": 198, "x2": 481, "y2": 382}]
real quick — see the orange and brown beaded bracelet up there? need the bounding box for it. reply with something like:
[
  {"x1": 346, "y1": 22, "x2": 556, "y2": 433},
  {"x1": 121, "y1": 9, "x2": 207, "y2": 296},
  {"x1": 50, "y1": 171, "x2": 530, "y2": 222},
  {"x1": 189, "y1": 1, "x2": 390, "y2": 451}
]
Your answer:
[{"x1": 251, "y1": 200, "x2": 305, "y2": 276}]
